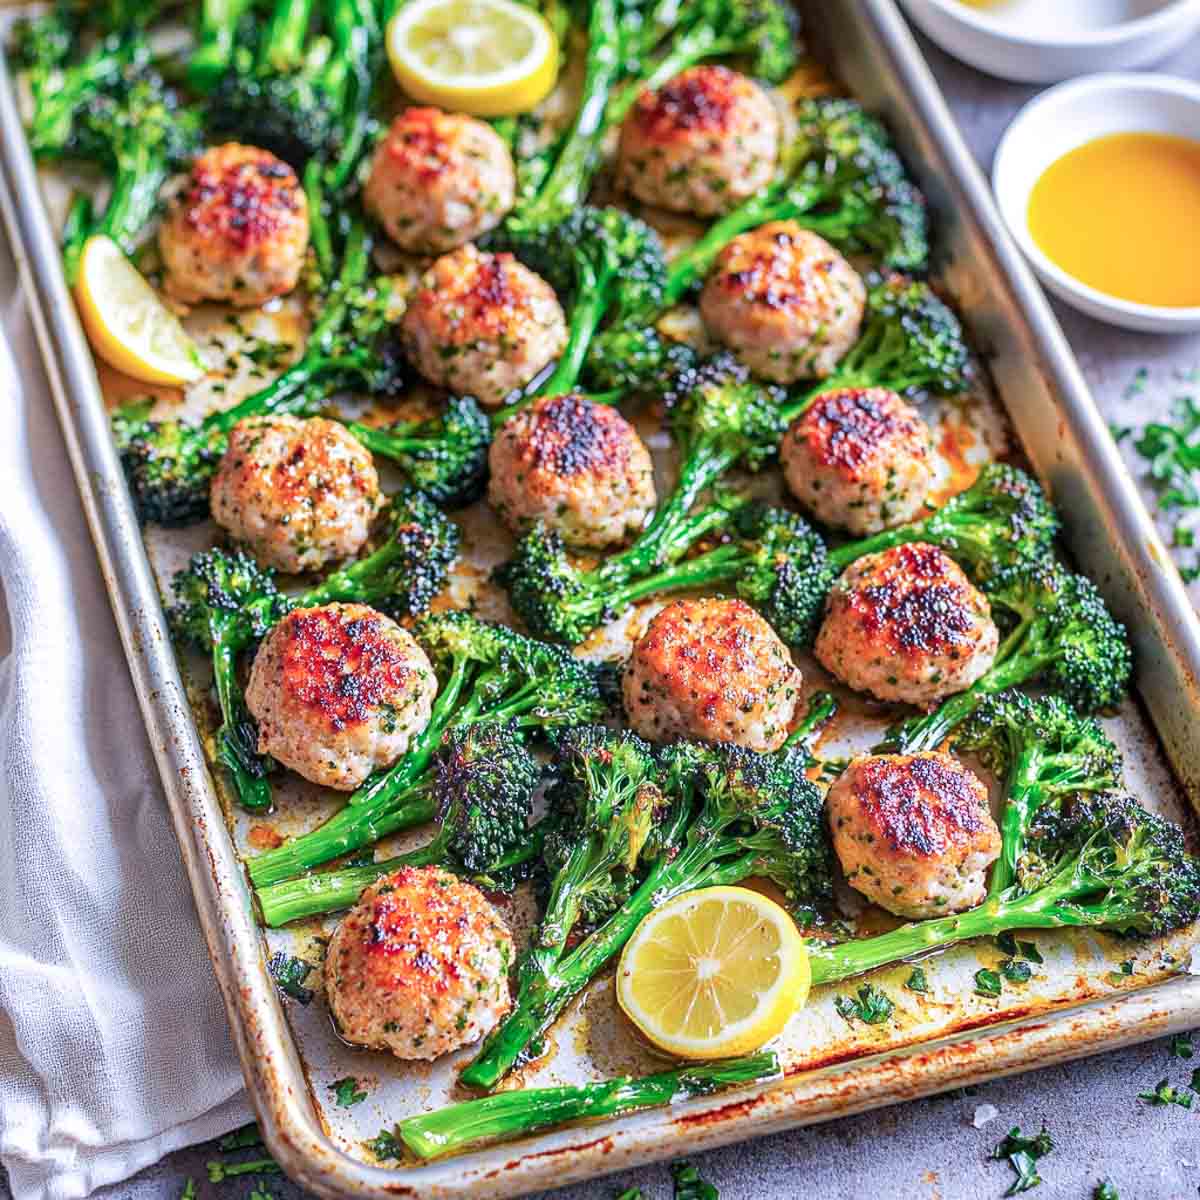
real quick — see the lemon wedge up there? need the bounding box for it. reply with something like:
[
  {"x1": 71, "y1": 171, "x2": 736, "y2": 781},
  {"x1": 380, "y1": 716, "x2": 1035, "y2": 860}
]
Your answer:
[
  {"x1": 75, "y1": 236, "x2": 204, "y2": 386},
  {"x1": 386, "y1": 0, "x2": 558, "y2": 117},
  {"x1": 616, "y1": 886, "x2": 810, "y2": 1060}
]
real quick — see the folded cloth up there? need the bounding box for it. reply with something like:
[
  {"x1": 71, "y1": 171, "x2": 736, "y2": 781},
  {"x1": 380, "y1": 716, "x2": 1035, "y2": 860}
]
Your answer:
[{"x1": 0, "y1": 234, "x2": 253, "y2": 1199}]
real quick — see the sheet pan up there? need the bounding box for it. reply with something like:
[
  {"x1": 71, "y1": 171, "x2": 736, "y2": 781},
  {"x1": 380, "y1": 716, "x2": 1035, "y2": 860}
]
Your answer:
[{"x1": 2, "y1": 2, "x2": 1200, "y2": 1195}]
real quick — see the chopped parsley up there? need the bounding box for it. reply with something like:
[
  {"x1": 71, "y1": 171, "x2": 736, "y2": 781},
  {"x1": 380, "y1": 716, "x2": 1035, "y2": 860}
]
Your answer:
[
  {"x1": 1000, "y1": 959, "x2": 1033, "y2": 985},
  {"x1": 974, "y1": 968, "x2": 1003, "y2": 999},
  {"x1": 179, "y1": 1181, "x2": 196, "y2": 1200},
  {"x1": 1137, "y1": 1078, "x2": 1193, "y2": 1109},
  {"x1": 996, "y1": 934, "x2": 1043, "y2": 964},
  {"x1": 331, "y1": 1076, "x2": 368, "y2": 1107},
  {"x1": 671, "y1": 1160, "x2": 718, "y2": 1199},
  {"x1": 905, "y1": 966, "x2": 930, "y2": 994},
  {"x1": 1107, "y1": 960, "x2": 1135, "y2": 986},
  {"x1": 218, "y1": 1123, "x2": 263, "y2": 1152},
  {"x1": 367, "y1": 1128, "x2": 404, "y2": 1161},
  {"x1": 834, "y1": 983, "x2": 894, "y2": 1025},
  {"x1": 1118, "y1": 383, "x2": 1200, "y2": 581},
  {"x1": 267, "y1": 952, "x2": 316, "y2": 1004},
  {"x1": 990, "y1": 1126, "x2": 1053, "y2": 1196},
  {"x1": 205, "y1": 1157, "x2": 282, "y2": 1183},
  {"x1": 1170, "y1": 1032, "x2": 1194, "y2": 1059},
  {"x1": 1093, "y1": 1182, "x2": 1119, "y2": 1200}
]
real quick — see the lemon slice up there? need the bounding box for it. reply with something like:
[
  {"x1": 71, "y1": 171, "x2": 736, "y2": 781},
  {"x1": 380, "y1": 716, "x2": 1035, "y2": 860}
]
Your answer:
[
  {"x1": 616, "y1": 886, "x2": 810, "y2": 1060},
  {"x1": 387, "y1": 0, "x2": 558, "y2": 117},
  {"x1": 75, "y1": 236, "x2": 204, "y2": 386}
]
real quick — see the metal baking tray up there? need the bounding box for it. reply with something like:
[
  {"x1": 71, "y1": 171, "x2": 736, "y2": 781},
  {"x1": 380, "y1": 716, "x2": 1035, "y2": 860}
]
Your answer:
[{"x1": 2, "y1": 1, "x2": 1200, "y2": 1196}]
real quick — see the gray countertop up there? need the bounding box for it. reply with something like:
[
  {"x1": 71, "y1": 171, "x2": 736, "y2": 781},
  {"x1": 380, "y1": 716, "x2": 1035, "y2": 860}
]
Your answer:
[{"x1": 10, "y1": 22, "x2": 1200, "y2": 1200}]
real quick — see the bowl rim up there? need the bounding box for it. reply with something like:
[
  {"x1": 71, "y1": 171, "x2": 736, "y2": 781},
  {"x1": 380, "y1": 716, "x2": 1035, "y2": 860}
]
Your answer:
[
  {"x1": 919, "y1": 0, "x2": 1200, "y2": 49},
  {"x1": 992, "y1": 71, "x2": 1200, "y2": 327}
]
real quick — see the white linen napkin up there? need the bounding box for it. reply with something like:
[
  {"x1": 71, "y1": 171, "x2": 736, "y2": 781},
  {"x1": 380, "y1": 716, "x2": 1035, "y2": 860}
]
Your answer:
[{"x1": 0, "y1": 233, "x2": 253, "y2": 1199}]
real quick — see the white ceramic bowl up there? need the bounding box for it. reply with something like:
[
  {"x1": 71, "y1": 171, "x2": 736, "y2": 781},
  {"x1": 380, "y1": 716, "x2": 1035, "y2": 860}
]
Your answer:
[
  {"x1": 900, "y1": 0, "x2": 1200, "y2": 83},
  {"x1": 992, "y1": 73, "x2": 1200, "y2": 333}
]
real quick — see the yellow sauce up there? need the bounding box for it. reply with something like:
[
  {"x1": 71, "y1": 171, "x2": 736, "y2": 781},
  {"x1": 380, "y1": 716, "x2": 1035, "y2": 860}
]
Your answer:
[{"x1": 1027, "y1": 131, "x2": 1200, "y2": 308}]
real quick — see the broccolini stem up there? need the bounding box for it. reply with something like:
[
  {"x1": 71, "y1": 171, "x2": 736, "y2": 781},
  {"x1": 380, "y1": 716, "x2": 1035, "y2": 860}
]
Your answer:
[
  {"x1": 521, "y1": 0, "x2": 620, "y2": 224},
  {"x1": 211, "y1": 636, "x2": 273, "y2": 811},
  {"x1": 590, "y1": 542, "x2": 747, "y2": 616},
  {"x1": 988, "y1": 747, "x2": 1042, "y2": 899},
  {"x1": 661, "y1": 195, "x2": 776, "y2": 309},
  {"x1": 304, "y1": 159, "x2": 334, "y2": 282},
  {"x1": 536, "y1": 275, "x2": 612, "y2": 402},
  {"x1": 188, "y1": 0, "x2": 253, "y2": 93},
  {"x1": 61, "y1": 193, "x2": 94, "y2": 284},
  {"x1": 257, "y1": 827, "x2": 545, "y2": 926},
  {"x1": 784, "y1": 691, "x2": 839, "y2": 752},
  {"x1": 807, "y1": 874, "x2": 1113, "y2": 987},
  {"x1": 261, "y1": 0, "x2": 314, "y2": 73},
  {"x1": 612, "y1": 446, "x2": 742, "y2": 574},
  {"x1": 323, "y1": 0, "x2": 380, "y2": 190},
  {"x1": 460, "y1": 845, "x2": 755, "y2": 1091},
  {"x1": 401, "y1": 1052, "x2": 781, "y2": 1160},
  {"x1": 827, "y1": 522, "x2": 930, "y2": 573},
  {"x1": 202, "y1": 221, "x2": 370, "y2": 435}
]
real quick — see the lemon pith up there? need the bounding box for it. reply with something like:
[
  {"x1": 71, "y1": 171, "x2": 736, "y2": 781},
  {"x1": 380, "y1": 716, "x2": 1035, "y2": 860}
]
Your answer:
[
  {"x1": 387, "y1": 0, "x2": 558, "y2": 117},
  {"x1": 616, "y1": 886, "x2": 810, "y2": 1059},
  {"x1": 75, "y1": 235, "x2": 204, "y2": 387}
]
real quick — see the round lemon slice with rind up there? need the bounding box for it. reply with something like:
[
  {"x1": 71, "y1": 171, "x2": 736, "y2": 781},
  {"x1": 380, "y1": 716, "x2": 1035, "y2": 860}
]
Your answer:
[
  {"x1": 386, "y1": 0, "x2": 558, "y2": 117},
  {"x1": 616, "y1": 885, "x2": 811, "y2": 1060},
  {"x1": 75, "y1": 235, "x2": 204, "y2": 386}
]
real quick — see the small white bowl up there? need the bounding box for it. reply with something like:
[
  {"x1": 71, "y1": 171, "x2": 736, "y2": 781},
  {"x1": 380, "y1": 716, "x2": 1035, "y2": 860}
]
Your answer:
[
  {"x1": 900, "y1": 0, "x2": 1200, "y2": 83},
  {"x1": 992, "y1": 73, "x2": 1200, "y2": 333}
]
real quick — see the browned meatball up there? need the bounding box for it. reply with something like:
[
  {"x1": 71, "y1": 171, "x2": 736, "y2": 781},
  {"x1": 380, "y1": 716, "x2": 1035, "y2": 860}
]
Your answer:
[
  {"x1": 827, "y1": 753, "x2": 1001, "y2": 918},
  {"x1": 364, "y1": 107, "x2": 515, "y2": 254},
  {"x1": 245, "y1": 603, "x2": 436, "y2": 791},
  {"x1": 210, "y1": 415, "x2": 381, "y2": 573},
  {"x1": 488, "y1": 393, "x2": 657, "y2": 548},
  {"x1": 159, "y1": 143, "x2": 308, "y2": 307},
  {"x1": 401, "y1": 244, "x2": 567, "y2": 407},
  {"x1": 616, "y1": 65, "x2": 779, "y2": 217},
  {"x1": 623, "y1": 598, "x2": 802, "y2": 751},
  {"x1": 782, "y1": 388, "x2": 934, "y2": 535},
  {"x1": 699, "y1": 222, "x2": 866, "y2": 383},
  {"x1": 325, "y1": 866, "x2": 513, "y2": 1061},
  {"x1": 814, "y1": 544, "x2": 999, "y2": 708}
]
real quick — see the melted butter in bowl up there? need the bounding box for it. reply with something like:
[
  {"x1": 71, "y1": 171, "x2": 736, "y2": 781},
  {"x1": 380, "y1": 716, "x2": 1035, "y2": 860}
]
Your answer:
[
  {"x1": 993, "y1": 72, "x2": 1200, "y2": 332},
  {"x1": 1027, "y1": 131, "x2": 1200, "y2": 309}
]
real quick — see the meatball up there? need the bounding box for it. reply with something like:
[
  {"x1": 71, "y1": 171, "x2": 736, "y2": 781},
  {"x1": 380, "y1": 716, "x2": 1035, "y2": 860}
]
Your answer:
[
  {"x1": 488, "y1": 393, "x2": 656, "y2": 548},
  {"x1": 364, "y1": 107, "x2": 515, "y2": 254},
  {"x1": 782, "y1": 388, "x2": 934, "y2": 535},
  {"x1": 623, "y1": 597, "x2": 802, "y2": 752},
  {"x1": 814, "y1": 543, "x2": 998, "y2": 709},
  {"x1": 699, "y1": 222, "x2": 866, "y2": 383},
  {"x1": 325, "y1": 866, "x2": 513, "y2": 1061},
  {"x1": 245, "y1": 603, "x2": 436, "y2": 791},
  {"x1": 617, "y1": 65, "x2": 779, "y2": 217},
  {"x1": 827, "y1": 752, "x2": 1001, "y2": 918},
  {"x1": 210, "y1": 415, "x2": 381, "y2": 574},
  {"x1": 159, "y1": 143, "x2": 308, "y2": 307},
  {"x1": 401, "y1": 244, "x2": 567, "y2": 407}
]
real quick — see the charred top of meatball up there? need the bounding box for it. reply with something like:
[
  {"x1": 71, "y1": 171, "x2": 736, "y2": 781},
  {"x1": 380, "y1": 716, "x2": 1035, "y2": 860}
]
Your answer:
[
  {"x1": 845, "y1": 753, "x2": 995, "y2": 859},
  {"x1": 840, "y1": 543, "x2": 988, "y2": 658},
  {"x1": 278, "y1": 607, "x2": 427, "y2": 733},
  {"x1": 180, "y1": 143, "x2": 303, "y2": 252}
]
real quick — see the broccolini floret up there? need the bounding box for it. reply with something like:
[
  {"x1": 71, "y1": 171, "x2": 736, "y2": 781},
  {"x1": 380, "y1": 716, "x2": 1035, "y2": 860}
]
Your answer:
[
  {"x1": 256, "y1": 723, "x2": 543, "y2": 926},
  {"x1": 879, "y1": 559, "x2": 1133, "y2": 754}
]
